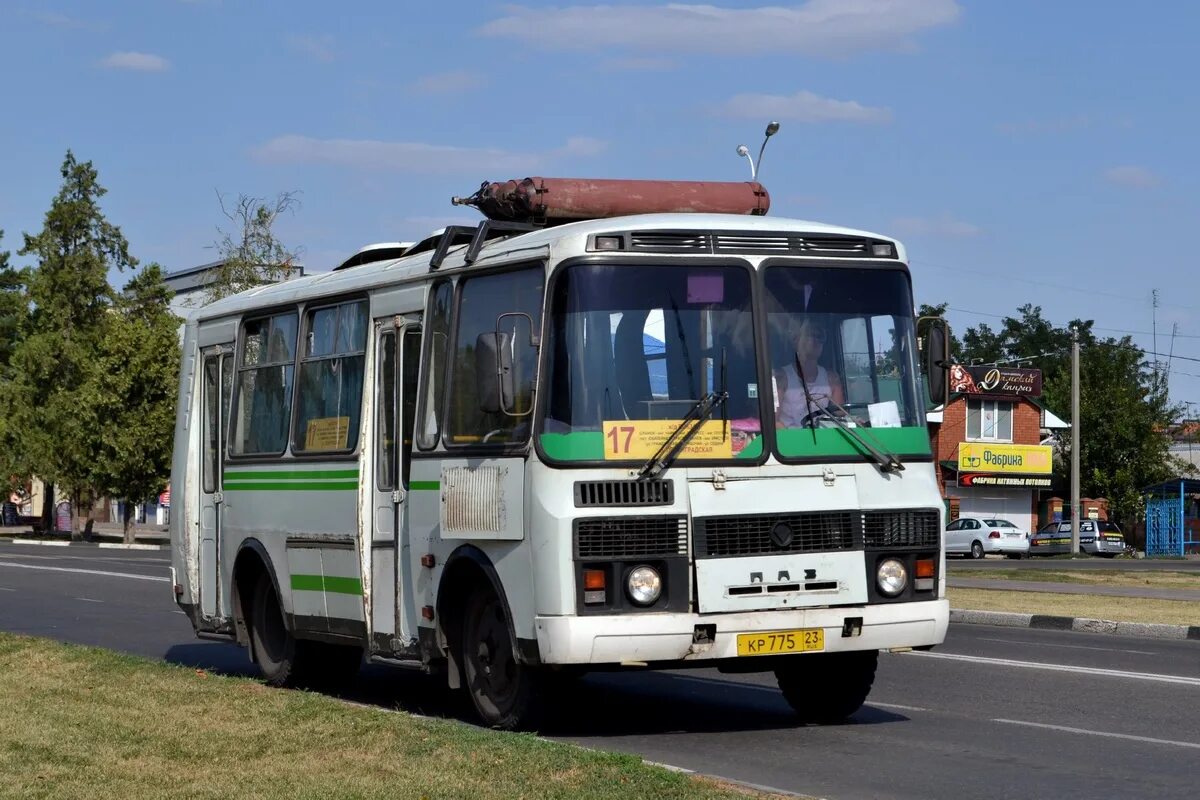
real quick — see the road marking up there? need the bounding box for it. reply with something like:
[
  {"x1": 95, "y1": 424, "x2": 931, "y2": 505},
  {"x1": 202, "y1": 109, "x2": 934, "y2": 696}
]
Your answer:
[
  {"x1": 76, "y1": 598, "x2": 104, "y2": 603},
  {"x1": 871, "y1": 701, "x2": 928, "y2": 712},
  {"x1": 975, "y1": 636, "x2": 1155, "y2": 655},
  {"x1": 0, "y1": 587, "x2": 14, "y2": 592},
  {"x1": 0, "y1": 561, "x2": 169, "y2": 583},
  {"x1": 905, "y1": 650, "x2": 1200, "y2": 686},
  {"x1": 0, "y1": 552, "x2": 170, "y2": 565},
  {"x1": 992, "y1": 718, "x2": 1200, "y2": 750}
]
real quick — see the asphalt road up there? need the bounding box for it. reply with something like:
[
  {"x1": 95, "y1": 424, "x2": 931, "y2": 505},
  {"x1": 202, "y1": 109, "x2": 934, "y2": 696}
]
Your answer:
[{"x1": 2, "y1": 542, "x2": 1198, "y2": 800}]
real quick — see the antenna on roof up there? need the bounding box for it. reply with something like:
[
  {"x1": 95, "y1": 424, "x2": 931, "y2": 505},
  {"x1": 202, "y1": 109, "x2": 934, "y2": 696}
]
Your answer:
[{"x1": 736, "y1": 121, "x2": 780, "y2": 181}]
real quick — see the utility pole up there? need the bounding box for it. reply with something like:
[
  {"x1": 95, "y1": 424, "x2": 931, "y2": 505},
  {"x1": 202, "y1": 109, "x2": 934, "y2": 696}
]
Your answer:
[{"x1": 1070, "y1": 325, "x2": 1081, "y2": 556}]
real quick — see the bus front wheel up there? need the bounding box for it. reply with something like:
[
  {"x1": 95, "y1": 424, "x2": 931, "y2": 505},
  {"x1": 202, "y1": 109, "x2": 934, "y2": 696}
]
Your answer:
[
  {"x1": 775, "y1": 650, "x2": 878, "y2": 724},
  {"x1": 460, "y1": 584, "x2": 545, "y2": 730}
]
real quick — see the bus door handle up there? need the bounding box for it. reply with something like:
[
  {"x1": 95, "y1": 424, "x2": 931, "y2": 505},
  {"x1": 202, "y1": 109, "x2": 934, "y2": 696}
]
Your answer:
[{"x1": 391, "y1": 489, "x2": 406, "y2": 504}]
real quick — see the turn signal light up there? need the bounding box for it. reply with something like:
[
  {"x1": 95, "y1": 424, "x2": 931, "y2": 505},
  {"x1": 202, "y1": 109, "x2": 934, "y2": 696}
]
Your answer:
[
  {"x1": 583, "y1": 569, "x2": 606, "y2": 605},
  {"x1": 915, "y1": 559, "x2": 935, "y2": 579}
]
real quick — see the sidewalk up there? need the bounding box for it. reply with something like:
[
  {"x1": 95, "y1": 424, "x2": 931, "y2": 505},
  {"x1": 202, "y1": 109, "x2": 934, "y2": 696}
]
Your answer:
[
  {"x1": 0, "y1": 521, "x2": 169, "y2": 547},
  {"x1": 947, "y1": 576, "x2": 1200, "y2": 603}
]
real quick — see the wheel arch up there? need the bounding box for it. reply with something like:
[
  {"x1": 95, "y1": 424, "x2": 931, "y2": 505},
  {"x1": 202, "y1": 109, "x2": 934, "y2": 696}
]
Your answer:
[
  {"x1": 231, "y1": 538, "x2": 290, "y2": 646},
  {"x1": 435, "y1": 545, "x2": 522, "y2": 689}
]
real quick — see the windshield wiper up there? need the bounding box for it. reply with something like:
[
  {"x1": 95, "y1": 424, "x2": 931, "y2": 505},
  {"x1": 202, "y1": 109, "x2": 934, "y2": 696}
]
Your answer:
[
  {"x1": 636, "y1": 391, "x2": 729, "y2": 480},
  {"x1": 809, "y1": 397, "x2": 905, "y2": 474}
]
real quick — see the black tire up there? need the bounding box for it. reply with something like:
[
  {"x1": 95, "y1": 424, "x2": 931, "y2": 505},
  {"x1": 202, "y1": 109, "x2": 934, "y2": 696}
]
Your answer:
[
  {"x1": 248, "y1": 573, "x2": 361, "y2": 689},
  {"x1": 971, "y1": 541, "x2": 985, "y2": 559},
  {"x1": 776, "y1": 650, "x2": 878, "y2": 724},
  {"x1": 461, "y1": 584, "x2": 546, "y2": 730}
]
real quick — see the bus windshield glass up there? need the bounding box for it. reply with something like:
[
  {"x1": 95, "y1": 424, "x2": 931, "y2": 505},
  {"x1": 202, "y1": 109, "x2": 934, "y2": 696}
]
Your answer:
[
  {"x1": 541, "y1": 263, "x2": 762, "y2": 462},
  {"x1": 763, "y1": 265, "x2": 930, "y2": 460}
]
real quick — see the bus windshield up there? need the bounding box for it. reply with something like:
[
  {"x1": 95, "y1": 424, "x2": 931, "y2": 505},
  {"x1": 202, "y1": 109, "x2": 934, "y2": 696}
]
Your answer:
[
  {"x1": 541, "y1": 262, "x2": 762, "y2": 462},
  {"x1": 763, "y1": 265, "x2": 929, "y2": 460}
]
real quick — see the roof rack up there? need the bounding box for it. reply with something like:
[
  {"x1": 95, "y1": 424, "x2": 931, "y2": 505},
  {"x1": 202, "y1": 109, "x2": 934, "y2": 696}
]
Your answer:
[{"x1": 425, "y1": 220, "x2": 540, "y2": 270}]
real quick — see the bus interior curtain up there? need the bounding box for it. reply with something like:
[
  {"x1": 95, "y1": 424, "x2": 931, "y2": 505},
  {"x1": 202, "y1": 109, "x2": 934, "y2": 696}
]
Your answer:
[{"x1": 613, "y1": 309, "x2": 652, "y2": 420}]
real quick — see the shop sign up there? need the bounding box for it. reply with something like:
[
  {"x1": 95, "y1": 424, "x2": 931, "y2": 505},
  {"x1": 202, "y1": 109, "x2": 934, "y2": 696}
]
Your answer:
[
  {"x1": 959, "y1": 474, "x2": 1053, "y2": 488},
  {"x1": 949, "y1": 364, "x2": 1042, "y2": 397},
  {"x1": 958, "y1": 442, "x2": 1052, "y2": 474}
]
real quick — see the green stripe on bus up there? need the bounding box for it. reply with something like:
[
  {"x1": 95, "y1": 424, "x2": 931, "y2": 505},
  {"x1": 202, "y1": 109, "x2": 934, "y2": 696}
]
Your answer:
[
  {"x1": 224, "y1": 469, "x2": 359, "y2": 480},
  {"x1": 290, "y1": 574, "x2": 363, "y2": 595},
  {"x1": 409, "y1": 481, "x2": 440, "y2": 490},
  {"x1": 224, "y1": 481, "x2": 359, "y2": 492}
]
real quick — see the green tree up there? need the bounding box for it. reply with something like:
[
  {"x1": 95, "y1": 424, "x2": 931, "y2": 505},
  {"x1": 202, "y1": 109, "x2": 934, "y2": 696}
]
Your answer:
[
  {"x1": 916, "y1": 302, "x2": 962, "y2": 362},
  {"x1": 0, "y1": 231, "x2": 30, "y2": 498},
  {"x1": 92, "y1": 265, "x2": 181, "y2": 541},
  {"x1": 10, "y1": 152, "x2": 134, "y2": 538},
  {"x1": 207, "y1": 190, "x2": 302, "y2": 302},
  {"x1": 1045, "y1": 337, "x2": 1180, "y2": 523}
]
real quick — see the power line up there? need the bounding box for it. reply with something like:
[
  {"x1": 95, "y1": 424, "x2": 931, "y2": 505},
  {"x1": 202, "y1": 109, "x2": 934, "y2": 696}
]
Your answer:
[
  {"x1": 912, "y1": 260, "x2": 1200, "y2": 311},
  {"x1": 942, "y1": 306, "x2": 1200, "y2": 339}
]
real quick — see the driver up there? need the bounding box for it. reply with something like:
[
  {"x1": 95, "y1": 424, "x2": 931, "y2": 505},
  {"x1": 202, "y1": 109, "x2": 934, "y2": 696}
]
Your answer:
[{"x1": 773, "y1": 317, "x2": 844, "y2": 426}]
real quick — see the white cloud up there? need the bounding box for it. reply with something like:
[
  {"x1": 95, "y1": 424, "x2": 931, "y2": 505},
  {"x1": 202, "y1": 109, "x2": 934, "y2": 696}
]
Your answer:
[
  {"x1": 252, "y1": 135, "x2": 608, "y2": 174},
  {"x1": 890, "y1": 214, "x2": 981, "y2": 238},
  {"x1": 408, "y1": 70, "x2": 488, "y2": 94},
  {"x1": 287, "y1": 34, "x2": 335, "y2": 63},
  {"x1": 1103, "y1": 165, "x2": 1160, "y2": 189},
  {"x1": 479, "y1": 0, "x2": 960, "y2": 57},
  {"x1": 99, "y1": 51, "x2": 170, "y2": 72},
  {"x1": 718, "y1": 90, "x2": 891, "y2": 124}
]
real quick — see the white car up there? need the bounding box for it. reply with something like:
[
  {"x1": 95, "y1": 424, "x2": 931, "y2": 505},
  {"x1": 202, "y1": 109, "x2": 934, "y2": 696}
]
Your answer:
[{"x1": 945, "y1": 516, "x2": 1031, "y2": 559}]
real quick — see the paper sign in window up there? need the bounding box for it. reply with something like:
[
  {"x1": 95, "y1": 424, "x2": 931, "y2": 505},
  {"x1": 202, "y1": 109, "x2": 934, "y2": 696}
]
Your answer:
[
  {"x1": 305, "y1": 416, "x2": 350, "y2": 451},
  {"x1": 687, "y1": 273, "x2": 724, "y2": 304}
]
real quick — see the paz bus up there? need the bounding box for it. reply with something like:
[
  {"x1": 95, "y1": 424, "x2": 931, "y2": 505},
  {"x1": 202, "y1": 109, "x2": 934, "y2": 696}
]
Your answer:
[{"x1": 169, "y1": 175, "x2": 951, "y2": 729}]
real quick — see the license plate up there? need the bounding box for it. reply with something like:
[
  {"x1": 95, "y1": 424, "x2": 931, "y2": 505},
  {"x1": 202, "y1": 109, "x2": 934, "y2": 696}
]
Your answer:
[{"x1": 737, "y1": 628, "x2": 824, "y2": 656}]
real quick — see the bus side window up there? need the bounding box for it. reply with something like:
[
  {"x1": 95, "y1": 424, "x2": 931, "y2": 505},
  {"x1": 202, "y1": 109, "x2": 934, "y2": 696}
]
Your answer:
[
  {"x1": 230, "y1": 312, "x2": 298, "y2": 456},
  {"x1": 292, "y1": 300, "x2": 368, "y2": 453},
  {"x1": 446, "y1": 267, "x2": 544, "y2": 446},
  {"x1": 416, "y1": 281, "x2": 452, "y2": 450}
]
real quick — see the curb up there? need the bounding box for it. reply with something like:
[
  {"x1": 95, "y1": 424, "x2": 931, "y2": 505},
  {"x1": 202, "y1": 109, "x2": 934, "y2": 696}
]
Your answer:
[
  {"x1": 951, "y1": 608, "x2": 1200, "y2": 642},
  {"x1": 3, "y1": 538, "x2": 169, "y2": 551}
]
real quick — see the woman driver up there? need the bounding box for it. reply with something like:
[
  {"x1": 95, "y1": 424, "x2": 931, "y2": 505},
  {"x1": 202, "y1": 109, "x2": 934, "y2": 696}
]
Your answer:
[{"x1": 773, "y1": 318, "x2": 844, "y2": 427}]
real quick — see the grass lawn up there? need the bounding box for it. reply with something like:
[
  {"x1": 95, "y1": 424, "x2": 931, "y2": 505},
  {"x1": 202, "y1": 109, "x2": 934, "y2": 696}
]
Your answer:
[
  {"x1": 0, "y1": 633, "x2": 786, "y2": 800},
  {"x1": 948, "y1": 588, "x2": 1200, "y2": 627},
  {"x1": 951, "y1": 569, "x2": 1200, "y2": 590}
]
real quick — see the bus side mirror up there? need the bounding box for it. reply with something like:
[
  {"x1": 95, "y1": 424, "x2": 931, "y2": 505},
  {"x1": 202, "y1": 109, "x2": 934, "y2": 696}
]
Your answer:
[
  {"x1": 921, "y1": 318, "x2": 949, "y2": 406},
  {"x1": 475, "y1": 331, "x2": 514, "y2": 415}
]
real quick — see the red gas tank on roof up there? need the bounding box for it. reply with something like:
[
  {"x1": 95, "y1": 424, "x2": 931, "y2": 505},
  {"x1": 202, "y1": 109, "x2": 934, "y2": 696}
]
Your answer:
[{"x1": 451, "y1": 177, "x2": 770, "y2": 225}]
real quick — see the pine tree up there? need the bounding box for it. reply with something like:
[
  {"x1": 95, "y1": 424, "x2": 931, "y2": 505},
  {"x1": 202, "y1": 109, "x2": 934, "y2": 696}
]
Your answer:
[
  {"x1": 0, "y1": 231, "x2": 30, "y2": 500},
  {"x1": 93, "y1": 265, "x2": 181, "y2": 542},
  {"x1": 11, "y1": 152, "x2": 134, "y2": 538}
]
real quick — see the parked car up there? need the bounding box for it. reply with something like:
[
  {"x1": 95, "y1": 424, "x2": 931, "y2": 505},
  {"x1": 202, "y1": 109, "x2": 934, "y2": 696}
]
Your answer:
[
  {"x1": 945, "y1": 516, "x2": 1031, "y2": 559},
  {"x1": 1029, "y1": 520, "x2": 1127, "y2": 557}
]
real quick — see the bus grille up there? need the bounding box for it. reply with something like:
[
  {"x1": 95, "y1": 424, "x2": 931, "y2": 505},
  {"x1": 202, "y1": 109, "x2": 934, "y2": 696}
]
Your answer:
[
  {"x1": 863, "y1": 509, "x2": 941, "y2": 548},
  {"x1": 574, "y1": 479, "x2": 673, "y2": 507},
  {"x1": 693, "y1": 512, "x2": 857, "y2": 558},
  {"x1": 574, "y1": 516, "x2": 688, "y2": 558}
]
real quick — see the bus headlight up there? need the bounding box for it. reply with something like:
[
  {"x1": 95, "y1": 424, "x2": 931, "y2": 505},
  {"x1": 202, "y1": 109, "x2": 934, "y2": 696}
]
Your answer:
[
  {"x1": 876, "y1": 559, "x2": 908, "y2": 597},
  {"x1": 627, "y1": 566, "x2": 662, "y2": 606}
]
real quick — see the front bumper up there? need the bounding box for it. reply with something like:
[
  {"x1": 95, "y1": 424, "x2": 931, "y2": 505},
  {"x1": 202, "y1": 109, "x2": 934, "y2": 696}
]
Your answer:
[{"x1": 533, "y1": 598, "x2": 948, "y2": 665}]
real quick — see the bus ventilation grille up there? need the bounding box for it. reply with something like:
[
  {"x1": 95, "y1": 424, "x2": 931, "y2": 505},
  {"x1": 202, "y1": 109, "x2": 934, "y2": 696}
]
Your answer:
[
  {"x1": 574, "y1": 479, "x2": 674, "y2": 507},
  {"x1": 694, "y1": 512, "x2": 858, "y2": 558},
  {"x1": 862, "y1": 509, "x2": 941, "y2": 548},
  {"x1": 574, "y1": 516, "x2": 688, "y2": 558},
  {"x1": 614, "y1": 230, "x2": 893, "y2": 257}
]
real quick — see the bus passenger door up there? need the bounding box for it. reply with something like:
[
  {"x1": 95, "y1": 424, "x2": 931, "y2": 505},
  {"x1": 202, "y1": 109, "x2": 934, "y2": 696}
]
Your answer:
[
  {"x1": 198, "y1": 347, "x2": 232, "y2": 621},
  {"x1": 372, "y1": 320, "x2": 421, "y2": 651}
]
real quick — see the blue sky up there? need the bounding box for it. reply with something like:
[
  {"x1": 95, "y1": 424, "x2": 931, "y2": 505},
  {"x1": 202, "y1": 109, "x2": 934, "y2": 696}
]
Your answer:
[{"x1": 2, "y1": 0, "x2": 1198, "y2": 409}]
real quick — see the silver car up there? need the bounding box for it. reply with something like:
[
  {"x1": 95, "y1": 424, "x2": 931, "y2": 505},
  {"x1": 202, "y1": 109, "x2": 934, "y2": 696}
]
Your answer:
[{"x1": 1029, "y1": 520, "x2": 1126, "y2": 557}]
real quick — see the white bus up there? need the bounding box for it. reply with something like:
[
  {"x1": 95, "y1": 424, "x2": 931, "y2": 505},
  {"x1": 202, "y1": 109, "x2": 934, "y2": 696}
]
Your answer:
[{"x1": 170, "y1": 177, "x2": 951, "y2": 729}]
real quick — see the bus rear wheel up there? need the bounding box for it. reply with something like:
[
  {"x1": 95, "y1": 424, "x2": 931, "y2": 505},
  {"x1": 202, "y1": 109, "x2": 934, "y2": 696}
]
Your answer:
[
  {"x1": 460, "y1": 585, "x2": 545, "y2": 730},
  {"x1": 775, "y1": 650, "x2": 878, "y2": 724},
  {"x1": 248, "y1": 573, "x2": 361, "y2": 689}
]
